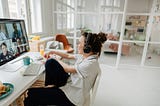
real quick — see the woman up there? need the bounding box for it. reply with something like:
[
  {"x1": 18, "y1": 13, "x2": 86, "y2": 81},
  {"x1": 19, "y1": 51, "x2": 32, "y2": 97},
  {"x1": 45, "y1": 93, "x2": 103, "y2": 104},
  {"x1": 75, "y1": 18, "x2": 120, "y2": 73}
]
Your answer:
[{"x1": 24, "y1": 32, "x2": 107, "y2": 106}]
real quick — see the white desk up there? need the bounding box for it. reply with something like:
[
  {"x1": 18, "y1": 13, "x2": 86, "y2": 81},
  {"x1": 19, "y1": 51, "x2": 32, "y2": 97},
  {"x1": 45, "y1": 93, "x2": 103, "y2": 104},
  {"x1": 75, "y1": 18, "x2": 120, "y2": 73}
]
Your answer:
[{"x1": 0, "y1": 52, "x2": 45, "y2": 106}]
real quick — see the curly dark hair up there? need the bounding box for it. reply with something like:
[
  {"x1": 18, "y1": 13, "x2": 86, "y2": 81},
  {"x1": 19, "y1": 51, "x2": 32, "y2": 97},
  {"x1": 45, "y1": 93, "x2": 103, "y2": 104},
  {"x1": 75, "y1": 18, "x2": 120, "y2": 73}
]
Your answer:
[{"x1": 82, "y1": 32, "x2": 107, "y2": 57}]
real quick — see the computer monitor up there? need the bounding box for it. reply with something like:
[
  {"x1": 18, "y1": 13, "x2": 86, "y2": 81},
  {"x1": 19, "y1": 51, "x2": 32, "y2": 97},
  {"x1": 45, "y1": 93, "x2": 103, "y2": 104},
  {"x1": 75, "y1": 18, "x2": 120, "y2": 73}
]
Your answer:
[{"x1": 0, "y1": 18, "x2": 30, "y2": 66}]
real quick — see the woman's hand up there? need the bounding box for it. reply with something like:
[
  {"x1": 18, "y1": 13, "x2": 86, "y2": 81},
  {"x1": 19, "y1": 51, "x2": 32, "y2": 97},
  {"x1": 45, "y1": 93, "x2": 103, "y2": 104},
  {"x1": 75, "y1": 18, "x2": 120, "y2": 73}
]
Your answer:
[
  {"x1": 44, "y1": 51, "x2": 62, "y2": 60},
  {"x1": 44, "y1": 51, "x2": 54, "y2": 59}
]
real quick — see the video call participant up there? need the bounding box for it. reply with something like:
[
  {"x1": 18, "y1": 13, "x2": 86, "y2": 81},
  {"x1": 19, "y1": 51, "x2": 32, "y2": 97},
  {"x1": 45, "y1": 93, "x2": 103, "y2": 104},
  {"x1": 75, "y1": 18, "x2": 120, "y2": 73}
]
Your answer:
[
  {"x1": 0, "y1": 42, "x2": 15, "y2": 64},
  {"x1": 24, "y1": 32, "x2": 107, "y2": 106},
  {"x1": 12, "y1": 23, "x2": 22, "y2": 42},
  {"x1": 0, "y1": 24, "x2": 7, "y2": 41},
  {"x1": 15, "y1": 38, "x2": 27, "y2": 56}
]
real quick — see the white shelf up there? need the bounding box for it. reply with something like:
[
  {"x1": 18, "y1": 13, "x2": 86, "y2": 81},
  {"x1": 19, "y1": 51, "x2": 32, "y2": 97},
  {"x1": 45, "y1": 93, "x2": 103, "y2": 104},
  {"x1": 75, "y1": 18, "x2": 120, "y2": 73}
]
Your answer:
[
  {"x1": 100, "y1": 11, "x2": 124, "y2": 14},
  {"x1": 53, "y1": 11, "x2": 75, "y2": 14},
  {"x1": 77, "y1": 12, "x2": 98, "y2": 15},
  {"x1": 122, "y1": 40, "x2": 145, "y2": 43},
  {"x1": 148, "y1": 42, "x2": 160, "y2": 44},
  {"x1": 106, "y1": 40, "x2": 120, "y2": 44},
  {"x1": 126, "y1": 13, "x2": 151, "y2": 16},
  {"x1": 66, "y1": 36, "x2": 74, "y2": 39}
]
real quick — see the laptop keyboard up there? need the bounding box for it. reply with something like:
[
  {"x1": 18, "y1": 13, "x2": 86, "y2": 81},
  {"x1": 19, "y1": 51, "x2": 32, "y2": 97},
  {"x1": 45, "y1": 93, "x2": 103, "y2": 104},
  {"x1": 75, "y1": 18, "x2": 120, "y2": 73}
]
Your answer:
[{"x1": 23, "y1": 63, "x2": 42, "y2": 76}]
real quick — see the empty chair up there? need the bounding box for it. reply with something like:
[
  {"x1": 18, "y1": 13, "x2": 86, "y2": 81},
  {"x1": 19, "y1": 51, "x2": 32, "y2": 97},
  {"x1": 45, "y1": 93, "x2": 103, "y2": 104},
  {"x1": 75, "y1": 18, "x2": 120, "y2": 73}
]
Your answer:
[{"x1": 55, "y1": 34, "x2": 74, "y2": 53}]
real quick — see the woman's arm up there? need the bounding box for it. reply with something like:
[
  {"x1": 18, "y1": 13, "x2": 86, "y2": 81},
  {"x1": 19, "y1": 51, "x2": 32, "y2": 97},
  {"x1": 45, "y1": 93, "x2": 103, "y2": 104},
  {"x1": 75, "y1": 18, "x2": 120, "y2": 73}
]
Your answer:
[
  {"x1": 44, "y1": 50, "x2": 75, "y2": 59},
  {"x1": 45, "y1": 50, "x2": 77, "y2": 73},
  {"x1": 56, "y1": 59, "x2": 76, "y2": 73}
]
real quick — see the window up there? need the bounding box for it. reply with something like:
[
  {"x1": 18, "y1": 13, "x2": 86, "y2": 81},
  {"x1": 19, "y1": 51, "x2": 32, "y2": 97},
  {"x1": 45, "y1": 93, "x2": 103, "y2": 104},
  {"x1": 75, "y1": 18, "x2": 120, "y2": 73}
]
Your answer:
[
  {"x1": 7, "y1": 0, "x2": 43, "y2": 34},
  {"x1": 30, "y1": 0, "x2": 42, "y2": 33},
  {"x1": 57, "y1": 14, "x2": 67, "y2": 30},
  {"x1": 8, "y1": 0, "x2": 26, "y2": 19},
  {"x1": 106, "y1": 0, "x2": 112, "y2": 6},
  {"x1": 55, "y1": 0, "x2": 75, "y2": 32},
  {"x1": 8, "y1": 0, "x2": 28, "y2": 32},
  {"x1": 67, "y1": 13, "x2": 74, "y2": 29},
  {"x1": 0, "y1": 0, "x2": 3, "y2": 17},
  {"x1": 101, "y1": 0, "x2": 121, "y2": 12},
  {"x1": 100, "y1": 0, "x2": 122, "y2": 33},
  {"x1": 67, "y1": 0, "x2": 74, "y2": 29}
]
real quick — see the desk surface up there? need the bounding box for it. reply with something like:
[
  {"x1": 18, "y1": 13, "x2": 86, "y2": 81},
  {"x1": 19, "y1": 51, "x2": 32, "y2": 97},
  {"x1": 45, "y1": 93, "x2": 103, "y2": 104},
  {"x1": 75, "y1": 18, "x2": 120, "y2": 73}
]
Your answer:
[{"x1": 0, "y1": 52, "x2": 45, "y2": 106}]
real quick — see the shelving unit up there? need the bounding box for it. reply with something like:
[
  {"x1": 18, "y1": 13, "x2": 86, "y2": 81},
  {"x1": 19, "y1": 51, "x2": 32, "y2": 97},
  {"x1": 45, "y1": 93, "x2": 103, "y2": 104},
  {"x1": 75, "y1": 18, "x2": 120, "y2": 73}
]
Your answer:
[
  {"x1": 52, "y1": 0, "x2": 160, "y2": 68},
  {"x1": 125, "y1": 15, "x2": 148, "y2": 40}
]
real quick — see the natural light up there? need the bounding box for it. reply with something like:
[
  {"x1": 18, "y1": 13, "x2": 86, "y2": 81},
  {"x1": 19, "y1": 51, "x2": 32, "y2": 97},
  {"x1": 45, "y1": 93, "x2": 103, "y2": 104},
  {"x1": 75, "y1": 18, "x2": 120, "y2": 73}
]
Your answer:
[
  {"x1": 0, "y1": 0, "x2": 3, "y2": 17},
  {"x1": 30, "y1": 0, "x2": 42, "y2": 33}
]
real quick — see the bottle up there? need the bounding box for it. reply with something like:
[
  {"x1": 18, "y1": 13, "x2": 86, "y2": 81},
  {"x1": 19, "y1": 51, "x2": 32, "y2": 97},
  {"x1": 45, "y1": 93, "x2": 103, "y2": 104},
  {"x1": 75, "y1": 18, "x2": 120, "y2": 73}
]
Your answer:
[{"x1": 39, "y1": 44, "x2": 44, "y2": 56}]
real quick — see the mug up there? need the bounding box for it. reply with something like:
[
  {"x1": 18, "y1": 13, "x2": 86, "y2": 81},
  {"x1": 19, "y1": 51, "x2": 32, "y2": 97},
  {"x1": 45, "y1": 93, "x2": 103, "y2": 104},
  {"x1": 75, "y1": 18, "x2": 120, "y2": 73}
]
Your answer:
[{"x1": 23, "y1": 56, "x2": 33, "y2": 65}]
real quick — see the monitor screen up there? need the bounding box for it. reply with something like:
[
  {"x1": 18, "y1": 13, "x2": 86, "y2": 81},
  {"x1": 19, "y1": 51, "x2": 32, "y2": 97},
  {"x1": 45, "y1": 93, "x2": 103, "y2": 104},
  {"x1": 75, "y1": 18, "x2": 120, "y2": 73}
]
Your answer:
[{"x1": 0, "y1": 19, "x2": 30, "y2": 66}]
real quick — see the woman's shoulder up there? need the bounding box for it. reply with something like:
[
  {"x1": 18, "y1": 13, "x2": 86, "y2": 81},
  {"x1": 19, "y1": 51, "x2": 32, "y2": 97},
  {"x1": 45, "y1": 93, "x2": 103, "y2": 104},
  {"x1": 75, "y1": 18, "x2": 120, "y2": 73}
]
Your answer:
[{"x1": 74, "y1": 54, "x2": 83, "y2": 59}]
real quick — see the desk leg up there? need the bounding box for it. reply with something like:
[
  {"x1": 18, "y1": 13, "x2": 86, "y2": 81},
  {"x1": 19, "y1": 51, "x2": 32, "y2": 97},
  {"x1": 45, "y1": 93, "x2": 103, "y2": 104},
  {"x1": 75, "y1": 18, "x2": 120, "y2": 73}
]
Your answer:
[
  {"x1": 15, "y1": 91, "x2": 28, "y2": 106},
  {"x1": 15, "y1": 94, "x2": 25, "y2": 106}
]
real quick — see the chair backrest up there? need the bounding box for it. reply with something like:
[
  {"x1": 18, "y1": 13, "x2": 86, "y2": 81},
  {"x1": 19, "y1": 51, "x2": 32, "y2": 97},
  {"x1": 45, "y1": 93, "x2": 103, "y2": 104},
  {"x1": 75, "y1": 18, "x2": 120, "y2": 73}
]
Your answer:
[
  {"x1": 55, "y1": 34, "x2": 74, "y2": 53},
  {"x1": 55, "y1": 34, "x2": 69, "y2": 47},
  {"x1": 90, "y1": 70, "x2": 101, "y2": 106}
]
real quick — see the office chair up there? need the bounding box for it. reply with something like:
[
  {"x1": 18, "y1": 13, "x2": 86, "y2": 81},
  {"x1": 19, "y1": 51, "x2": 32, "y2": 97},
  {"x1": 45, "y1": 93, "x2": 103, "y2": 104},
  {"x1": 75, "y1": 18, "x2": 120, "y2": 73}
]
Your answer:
[
  {"x1": 90, "y1": 70, "x2": 101, "y2": 105},
  {"x1": 55, "y1": 34, "x2": 74, "y2": 53},
  {"x1": 83, "y1": 70, "x2": 101, "y2": 106}
]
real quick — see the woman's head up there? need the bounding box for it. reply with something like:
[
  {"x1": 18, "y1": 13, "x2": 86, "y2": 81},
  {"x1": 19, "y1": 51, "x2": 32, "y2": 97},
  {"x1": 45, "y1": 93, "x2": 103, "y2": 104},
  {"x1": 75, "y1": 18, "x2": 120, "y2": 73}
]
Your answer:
[
  {"x1": 78, "y1": 32, "x2": 107, "y2": 57},
  {"x1": 0, "y1": 42, "x2": 8, "y2": 55}
]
